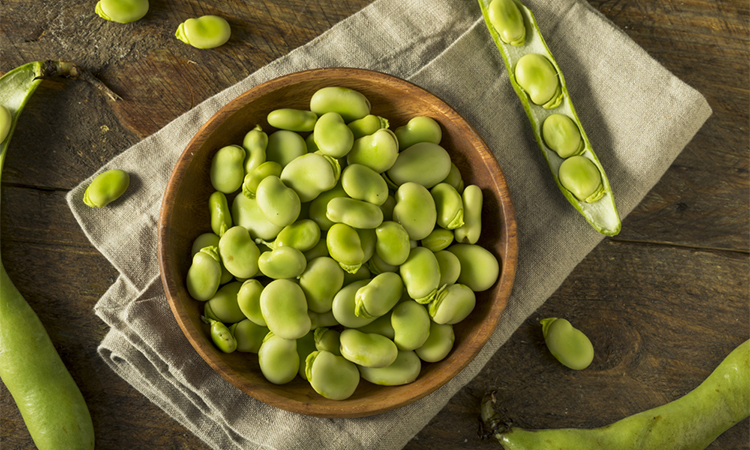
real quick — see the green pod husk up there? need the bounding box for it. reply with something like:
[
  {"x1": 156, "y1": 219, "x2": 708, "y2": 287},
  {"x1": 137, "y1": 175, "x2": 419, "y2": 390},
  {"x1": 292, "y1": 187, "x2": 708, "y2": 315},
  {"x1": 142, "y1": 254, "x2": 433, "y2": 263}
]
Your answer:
[
  {"x1": 479, "y1": 0, "x2": 621, "y2": 236},
  {"x1": 0, "y1": 60, "x2": 110, "y2": 450}
]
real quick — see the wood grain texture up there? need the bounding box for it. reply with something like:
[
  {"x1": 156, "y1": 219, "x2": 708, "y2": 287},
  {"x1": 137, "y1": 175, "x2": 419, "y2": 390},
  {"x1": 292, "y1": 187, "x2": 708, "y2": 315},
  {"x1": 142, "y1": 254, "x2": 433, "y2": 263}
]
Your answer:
[{"x1": 1, "y1": 0, "x2": 748, "y2": 448}]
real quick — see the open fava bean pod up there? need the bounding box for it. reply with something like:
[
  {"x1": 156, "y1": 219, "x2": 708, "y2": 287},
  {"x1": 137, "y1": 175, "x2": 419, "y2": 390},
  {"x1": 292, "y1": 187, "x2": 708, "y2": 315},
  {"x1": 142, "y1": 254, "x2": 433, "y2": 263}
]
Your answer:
[{"x1": 479, "y1": 0, "x2": 621, "y2": 235}]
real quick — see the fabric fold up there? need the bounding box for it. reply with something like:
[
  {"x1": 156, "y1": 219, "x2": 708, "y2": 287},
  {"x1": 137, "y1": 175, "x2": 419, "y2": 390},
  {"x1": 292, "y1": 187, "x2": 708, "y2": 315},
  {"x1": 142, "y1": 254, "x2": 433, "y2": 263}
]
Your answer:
[{"x1": 67, "y1": 0, "x2": 712, "y2": 448}]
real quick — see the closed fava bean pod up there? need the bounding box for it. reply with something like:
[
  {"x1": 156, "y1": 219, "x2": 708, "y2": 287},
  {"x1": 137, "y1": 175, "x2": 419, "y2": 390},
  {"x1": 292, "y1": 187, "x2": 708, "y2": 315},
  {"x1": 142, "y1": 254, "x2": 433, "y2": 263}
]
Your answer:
[
  {"x1": 359, "y1": 350, "x2": 421, "y2": 386},
  {"x1": 258, "y1": 332, "x2": 299, "y2": 385},
  {"x1": 83, "y1": 169, "x2": 130, "y2": 208},
  {"x1": 306, "y1": 350, "x2": 360, "y2": 400},
  {"x1": 175, "y1": 15, "x2": 231, "y2": 49},
  {"x1": 540, "y1": 317, "x2": 594, "y2": 370},
  {"x1": 0, "y1": 105, "x2": 10, "y2": 143},
  {"x1": 479, "y1": 0, "x2": 620, "y2": 236}
]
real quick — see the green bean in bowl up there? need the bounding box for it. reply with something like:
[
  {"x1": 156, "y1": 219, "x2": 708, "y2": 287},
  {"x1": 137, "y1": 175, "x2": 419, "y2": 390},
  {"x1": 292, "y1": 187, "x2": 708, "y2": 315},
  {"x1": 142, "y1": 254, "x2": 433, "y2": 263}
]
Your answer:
[{"x1": 158, "y1": 68, "x2": 518, "y2": 418}]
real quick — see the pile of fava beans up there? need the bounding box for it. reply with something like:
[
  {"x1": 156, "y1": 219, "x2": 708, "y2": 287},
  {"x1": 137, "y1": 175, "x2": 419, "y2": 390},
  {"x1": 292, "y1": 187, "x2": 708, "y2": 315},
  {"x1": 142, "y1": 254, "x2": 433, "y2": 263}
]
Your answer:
[{"x1": 185, "y1": 86, "x2": 500, "y2": 400}]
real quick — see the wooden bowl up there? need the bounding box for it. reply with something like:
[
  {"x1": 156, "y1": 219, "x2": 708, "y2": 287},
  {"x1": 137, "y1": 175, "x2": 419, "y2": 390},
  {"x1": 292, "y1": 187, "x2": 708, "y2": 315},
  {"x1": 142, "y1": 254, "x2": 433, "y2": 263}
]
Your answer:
[{"x1": 158, "y1": 68, "x2": 518, "y2": 418}]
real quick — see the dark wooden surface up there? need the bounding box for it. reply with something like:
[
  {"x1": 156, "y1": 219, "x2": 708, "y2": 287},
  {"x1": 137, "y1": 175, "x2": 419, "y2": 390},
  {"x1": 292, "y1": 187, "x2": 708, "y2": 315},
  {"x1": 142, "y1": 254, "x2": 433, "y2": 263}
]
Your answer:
[{"x1": 1, "y1": 0, "x2": 747, "y2": 448}]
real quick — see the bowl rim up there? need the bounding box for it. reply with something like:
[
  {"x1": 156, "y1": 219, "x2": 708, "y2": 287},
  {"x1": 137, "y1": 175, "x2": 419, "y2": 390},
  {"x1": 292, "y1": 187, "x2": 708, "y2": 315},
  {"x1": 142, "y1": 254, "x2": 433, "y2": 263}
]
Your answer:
[{"x1": 158, "y1": 67, "x2": 518, "y2": 418}]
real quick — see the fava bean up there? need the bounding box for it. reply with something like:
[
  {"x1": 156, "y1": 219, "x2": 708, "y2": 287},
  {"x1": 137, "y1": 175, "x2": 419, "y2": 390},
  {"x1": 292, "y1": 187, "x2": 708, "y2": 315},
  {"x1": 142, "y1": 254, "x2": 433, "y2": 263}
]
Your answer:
[
  {"x1": 342, "y1": 164, "x2": 389, "y2": 206},
  {"x1": 313, "y1": 112, "x2": 354, "y2": 158},
  {"x1": 558, "y1": 156, "x2": 604, "y2": 203},
  {"x1": 386, "y1": 142, "x2": 452, "y2": 188},
  {"x1": 342, "y1": 264, "x2": 371, "y2": 286},
  {"x1": 421, "y1": 228, "x2": 455, "y2": 252},
  {"x1": 326, "y1": 223, "x2": 365, "y2": 274},
  {"x1": 326, "y1": 197, "x2": 384, "y2": 230},
  {"x1": 393, "y1": 182, "x2": 437, "y2": 241},
  {"x1": 209, "y1": 191, "x2": 232, "y2": 237},
  {"x1": 542, "y1": 114, "x2": 583, "y2": 158},
  {"x1": 237, "y1": 279, "x2": 265, "y2": 326},
  {"x1": 428, "y1": 283, "x2": 476, "y2": 325},
  {"x1": 266, "y1": 130, "x2": 307, "y2": 167},
  {"x1": 488, "y1": 0, "x2": 526, "y2": 46},
  {"x1": 305, "y1": 350, "x2": 360, "y2": 400},
  {"x1": 296, "y1": 331, "x2": 317, "y2": 380},
  {"x1": 242, "y1": 160, "x2": 282, "y2": 199},
  {"x1": 95, "y1": 0, "x2": 148, "y2": 23},
  {"x1": 454, "y1": 184, "x2": 483, "y2": 244},
  {"x1": 83, "y1": 169, "x2": 130, "y2": 208},
  {"x1": 260, "y1": 279, "x2": 310, "y2": 340},
  {"x1": 308, "y1": 183, "x2": 348, "y2": 231},
  {"x1": 446, "y1": 244, "x2": 499, "y2": 292},
  {"x1": 431, "y1": 182, "x2": 465, "y2": 230},
  {"x1": 331, "y1": 279, "x2": 376, "y2": 328},
  {"x1": 415, "y1": 322, "x2": 454, "y2": 362},
  {"x1": 191, "y1": 232, "x2": 220, "y2": 256},
  {"x1": 434, "y1": 250, "x2": 462, "y2": 286},
  {"x1": 339, "y1": 329, "x2": 398, "y2": 368},
  {"x1": 540, "y1": 317, "x2": 594, "y2": 370},
  {"x1": 256, "y1": 175, "x2": 301, "y2": 227},
  {"x1": 310, "y1": 86, "x2": 371, "y2": 123},
  {"x1": 380, "y1": 195, "x2": 396, "y2": 222},
  {"x1": 299, "y1": 256, "x2": 345, "y2": 313},
  {"x1": 346, "y1": 129, "x2": 400, "y2": 173},
  {"x1": 357, "y1": 228, "x2": 377, "y2": 263},
  {"x1": 355, "y1": 272, "x2": 403, "y2": 319},
  {"x1": 391, "y1": 300, "x2": 431, "y2": 351},
  {"x1": 242, "y1": 125, "x2": 268, "y2": 174},
  {"x1": 367, "y1": 253, "x2": 399, "y2": 275},
  {"x1": 374, "y1": 221, "x2": 411, "y2": 266},
  {"x1": 202, "y1": 316, "x2": 237, "y2": 353},
  {"x1": 267, "y1": 219, "x2": 321, "y2": 253},
  {"x1": 303, "y1": 236, "x2": 330, "y2": 261},
  {"x1": 400, "y1": 247, "x2": 441, "y2": 304},
  {"x1": 514, "y1": 53, "x2": 562, "y2": 109},
  {"x1": 257, "y1": 246, "x2": 307, "y2": 279},
  {"x1": 231, "y1": 193, "x2": 282, "y2": 241},
  {"x1": 308, "y1": 309, "x2": 339, "y2": 330},
  {"x1": 313, "y1": 327, "x2": 341, "y2": 355},
  {"x1": 210, "y1": 145, "x2": 246, "y2": 194},
  {"x1": 357, "y1": 312, "x2": 395, "y2": 339},
  {"x1": 394, "y1": 116, "x2": 442, "y2": 151},
  {"x1": 442, "y1": 163, "x2": 465, "y2": 193},
  {"x1": 218, "y1": 226, "x2": 260, "y2": 279},
  {"x1": 186, "y1": 246, "x2": 222, "y2": 301},
  {"x1": 347, "y1": 114, "x2": 388, "y2": 140},
  {"x1": 258, "y1": 332, "x2": 298, "y2": 384},
  {"x1": 358, "y1": 350, "x2": 421, "y2": 386},
  {"x1": 280, "y1": 152, "x2": 340, "y2": 202},
  {"x1": 267, "y1": 108, "x2": 317, "y2": 132},
  {"x1": 175, "y1": 15, "x2": 231, "y2": 49},
  {"x1": 206, "y1": 281, "x2": 245, "y2": 323},
  {"x1": 231, "y1": 319, "x2": 268, "y2": 353}
]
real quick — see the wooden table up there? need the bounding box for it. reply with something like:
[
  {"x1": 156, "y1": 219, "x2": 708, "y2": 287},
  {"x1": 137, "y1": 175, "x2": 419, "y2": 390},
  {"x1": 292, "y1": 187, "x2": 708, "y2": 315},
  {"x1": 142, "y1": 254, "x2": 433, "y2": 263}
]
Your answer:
[{"x1": 1, "y1": 0, "x2": 747, "y2": 448}]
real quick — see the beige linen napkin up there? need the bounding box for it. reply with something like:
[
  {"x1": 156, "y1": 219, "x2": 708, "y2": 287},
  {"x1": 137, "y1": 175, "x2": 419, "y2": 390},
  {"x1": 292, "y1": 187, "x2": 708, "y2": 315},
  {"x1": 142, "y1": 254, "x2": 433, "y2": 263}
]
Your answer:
[{"x1": 67, "y1": 0, "x2": 712, "y2": 448}]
